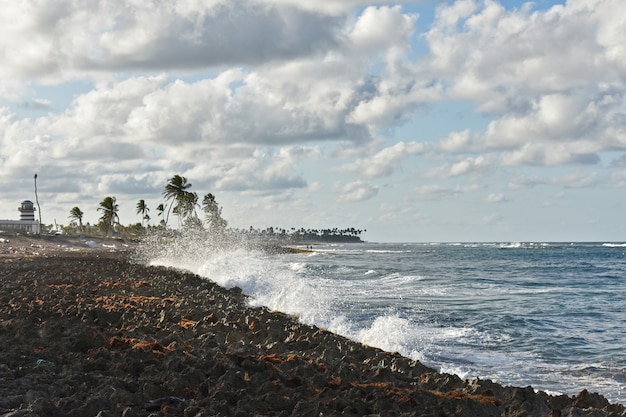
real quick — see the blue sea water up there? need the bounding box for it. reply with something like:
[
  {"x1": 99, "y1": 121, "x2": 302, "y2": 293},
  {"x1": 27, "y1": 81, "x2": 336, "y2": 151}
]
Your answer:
[{"x1": 148, "y1": 241, "x2": 626, "y2": 404}]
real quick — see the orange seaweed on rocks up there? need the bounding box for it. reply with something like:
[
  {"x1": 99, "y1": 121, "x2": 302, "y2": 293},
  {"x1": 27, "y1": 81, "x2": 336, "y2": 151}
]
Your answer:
[{"x1": 178, "y1": 318, "x2": 197, "y2": 328}]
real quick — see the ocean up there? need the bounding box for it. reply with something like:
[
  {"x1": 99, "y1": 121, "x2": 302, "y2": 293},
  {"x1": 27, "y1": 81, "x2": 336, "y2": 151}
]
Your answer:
[{"x1": 145, "y1": 240, "x2": 626, "y2": 404}]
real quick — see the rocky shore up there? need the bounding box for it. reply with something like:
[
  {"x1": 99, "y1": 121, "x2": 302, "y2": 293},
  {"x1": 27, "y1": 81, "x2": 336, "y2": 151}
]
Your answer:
[{"x1": 1, "y1": 236, "x2": 625, "y2": 416}]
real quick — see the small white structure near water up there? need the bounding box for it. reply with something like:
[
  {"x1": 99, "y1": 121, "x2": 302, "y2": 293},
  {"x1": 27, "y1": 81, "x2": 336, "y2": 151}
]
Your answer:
[{"x1": 0, "y1": 200, "x2": 41, "y2": 234}]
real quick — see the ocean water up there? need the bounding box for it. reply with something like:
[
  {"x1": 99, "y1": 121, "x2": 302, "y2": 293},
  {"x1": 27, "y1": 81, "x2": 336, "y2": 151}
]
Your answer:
[{"x1": 146, "y1": 240, "x2": 626, "y2": 404}]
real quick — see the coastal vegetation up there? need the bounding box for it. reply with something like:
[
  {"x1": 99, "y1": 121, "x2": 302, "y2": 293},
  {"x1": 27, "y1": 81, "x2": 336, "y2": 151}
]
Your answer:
[{"x1": 58, "y1": 174, "x2": 365, "y2": 243}]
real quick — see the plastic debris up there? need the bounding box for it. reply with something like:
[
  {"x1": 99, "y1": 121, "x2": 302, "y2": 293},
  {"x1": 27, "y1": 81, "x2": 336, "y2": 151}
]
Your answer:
[{"x1": 35, "y1": 359, "x2": 56, "y2": 368}]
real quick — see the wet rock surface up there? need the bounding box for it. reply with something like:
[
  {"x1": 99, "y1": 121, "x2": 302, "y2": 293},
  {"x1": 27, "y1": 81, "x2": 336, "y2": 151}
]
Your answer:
[{"x1": 1, "y1": 251, "x2": 625, "y2": 417}]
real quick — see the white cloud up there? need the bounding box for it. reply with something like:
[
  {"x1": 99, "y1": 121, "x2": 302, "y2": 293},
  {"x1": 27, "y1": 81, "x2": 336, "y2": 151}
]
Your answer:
[
  {"x1": 480, "y1": 89, "x2": 626, "y2": 153},
  {"x1": 501, "y1": 143, "x2": 600, "y2": 167},
  {"x1": 212, "y1": 147, "x2": 310, "y2": 192},
  {"x1": 335, "y1": 180, "x2": 379, "y2": 202},
  {"x1": 413, "y1": 184, "x2": 459, "y2": 200},
  {"x1": 487, "y1": 193, "x2": 507, "y2": 203},
  {"x1": 552, "y1": 171, "x2": 599, "y2": 189},
  {"x1": 426, "y1": 0, "x2": 625, "y2": 94},
  {"x1": 439, "y1": 129, "x2": 474, "y2": 152},
  {"x1": 508, "y1": 171, "x2": 598, "y2": 190},
  {"x1": 349, "y1": 6, "x2": 417, "y2": 55},
  {"x1": 424, "y1": 0, "x2": 626, "y2": 174},
  {"x1": 0, "y1": 0, "x2": 345, "y2": 81},
  {"x1": 426, "y1": 155, "x2": 490, "y2": 178},
  {"x1": 336, "y1": 141, "x2": 425, "y2": 178},
  {"x1": 507, "y1": 175, "x2": 546, "y2": 190},
  {"x1": 412, "y1": 182, "x2": 483, "y2": 200},
  {"x1": 344, "y1": 6, "x2": 447, "y2": 129},
  {"x1": 252, "y1": 0, "x2": 414, "y2": 16}
]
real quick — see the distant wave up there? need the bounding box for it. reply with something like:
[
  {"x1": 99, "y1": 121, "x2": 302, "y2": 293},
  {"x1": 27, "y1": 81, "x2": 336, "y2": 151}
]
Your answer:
[
  {"x1": 365, "y1": 249, "x2": 411, "y2": 254},
  {"x1": 602, "y1": 243, "x2": 626, "y2": 247},
  {"x1": 498, "y1": 242, "x2": 559, "y2": 249}
]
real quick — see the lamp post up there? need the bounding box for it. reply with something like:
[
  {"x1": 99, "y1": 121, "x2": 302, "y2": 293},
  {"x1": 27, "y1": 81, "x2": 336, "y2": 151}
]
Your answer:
[{"x1": 34, "y1": 173, "x2": 42, "y2": 234}]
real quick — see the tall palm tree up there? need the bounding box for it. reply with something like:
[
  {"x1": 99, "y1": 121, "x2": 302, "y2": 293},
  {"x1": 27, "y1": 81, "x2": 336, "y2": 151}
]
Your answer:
[
  {"x1": 98, "y1": 196, "x2": 119, "y2": 235},
  {"x1": 136, "y1": 199, "x2": 149, "y2": 226},
  {"x1": 68, "y1": 206, "x2": 84, "y2": 230},
  {"x1": 202, "y1": 193, "x2": 218, "y2": 216},
  {"x1": 202, "y1": 193, "x2": 227, "y2": 233},
  {"x1": 162, "y1": 175, "x2": 192, "y2": 227},
  {"x1": 178, "y1": 192, "x2": 199, "y2": 221}
]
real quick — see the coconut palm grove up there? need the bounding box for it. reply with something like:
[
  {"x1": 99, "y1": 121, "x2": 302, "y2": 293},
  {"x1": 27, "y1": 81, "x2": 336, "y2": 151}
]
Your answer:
[{"x1": 61, "y1": 175, "x2": 365, "y2": 243}]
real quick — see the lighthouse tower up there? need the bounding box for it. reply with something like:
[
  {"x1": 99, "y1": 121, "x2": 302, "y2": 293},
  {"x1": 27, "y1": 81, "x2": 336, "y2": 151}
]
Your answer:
[
  {"x1": 18, "y1": 200, "x2": 36, "y2": 221},
  {"x1": 0, "y1": 200, "x2": 40, "y2": 234}
]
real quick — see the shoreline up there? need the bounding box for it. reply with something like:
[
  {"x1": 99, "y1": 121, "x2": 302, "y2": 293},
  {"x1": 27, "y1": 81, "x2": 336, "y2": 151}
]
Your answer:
[{"x1": 1, "y1": 236, "x2": 625, "y2": 416}]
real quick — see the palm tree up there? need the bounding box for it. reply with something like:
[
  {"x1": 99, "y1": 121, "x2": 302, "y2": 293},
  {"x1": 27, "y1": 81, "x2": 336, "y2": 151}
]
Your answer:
[
  {"x1": 98, "y1": 196, "x2": 119, "y2": 235},
  {"x1": 156, "y1": 203, "x2": 166, "y2": 226},
  {"x1": 68, "y1": 206, "x2": 84, "y2": 231},
  {"x1": 162, "y1": 175, "x2": 192, "y2": 226},
  {"x1": 178, "y1": 192, "x2": 199, "y2": 221},
  {"x1": 202, "y1": 193, "x2": 227, "y2": 233},
  {"x1": 136, "y1": 199, "x2": 149, "y2": 226}
]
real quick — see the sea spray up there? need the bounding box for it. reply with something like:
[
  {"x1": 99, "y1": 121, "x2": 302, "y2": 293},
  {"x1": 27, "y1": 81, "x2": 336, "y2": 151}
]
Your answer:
[
  {"x1": 133, "y1": 230, "x2": 416, "y2": 350},
  {"x1": 133, "y1": 228, "x2": 339, "y2": 326},
  {"x1": 134, "y1": 231, "x2": 486, "y2": 368}
]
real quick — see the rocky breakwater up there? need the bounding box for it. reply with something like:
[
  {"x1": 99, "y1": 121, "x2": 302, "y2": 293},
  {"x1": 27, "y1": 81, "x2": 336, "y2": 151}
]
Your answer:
[{"x1": 0, "y1": 252, "x2": 625, "y2": 417}]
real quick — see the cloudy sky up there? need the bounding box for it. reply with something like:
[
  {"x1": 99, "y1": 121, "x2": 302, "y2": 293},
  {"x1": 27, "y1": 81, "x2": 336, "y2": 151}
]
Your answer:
[{"x1": 1, "y1": 0, "x2": 625, "y2": 242}]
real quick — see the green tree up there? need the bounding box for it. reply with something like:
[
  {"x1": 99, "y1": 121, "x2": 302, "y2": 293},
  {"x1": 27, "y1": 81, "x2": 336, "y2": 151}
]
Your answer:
[
  {"x1": 163, "y1": 175, "x2": 192, "y2": 226},
  {"x1": 68, "y1": 206, "x2": 84, "y2": 230},
  {"x1": 97, "y1": 196, "x2": 119, "y2": 235},
  {"x1": 202, "y1": 193, "x2": 227, "y2": 233},
  {"x1": 136, "y1": 199, "x2": 150, "y2": 226}
]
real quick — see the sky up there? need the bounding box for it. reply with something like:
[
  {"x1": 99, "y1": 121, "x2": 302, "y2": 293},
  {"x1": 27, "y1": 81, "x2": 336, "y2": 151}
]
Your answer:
[{"x1": 1, "y1": 0, "x2": 625, "y2": 243}]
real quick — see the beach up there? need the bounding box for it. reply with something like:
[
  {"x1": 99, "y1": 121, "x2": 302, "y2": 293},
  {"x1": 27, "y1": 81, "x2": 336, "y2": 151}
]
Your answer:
[{"x1": 1, "y1": 235, "x2": 625, "y2": 416}]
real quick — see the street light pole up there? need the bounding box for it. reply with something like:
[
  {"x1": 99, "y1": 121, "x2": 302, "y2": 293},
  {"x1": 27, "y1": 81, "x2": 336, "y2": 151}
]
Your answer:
[{"x1": 34, "y1": 173, "x2": 42, "y2": 234}]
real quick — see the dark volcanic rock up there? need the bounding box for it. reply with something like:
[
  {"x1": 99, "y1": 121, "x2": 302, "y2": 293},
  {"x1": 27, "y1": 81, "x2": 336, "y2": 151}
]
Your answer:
[{"x1": 0, "y1": 251, "x2": 625, "y2": 417}]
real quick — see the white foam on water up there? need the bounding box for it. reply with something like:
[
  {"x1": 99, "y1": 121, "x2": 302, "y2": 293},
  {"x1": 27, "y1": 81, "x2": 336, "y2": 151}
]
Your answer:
[
  {"x1": 194, "y1": 249, "x2": 336, "y2": 326},
  {"x1": 603, "y1": 243, "x2": 626, "y2": 247},
  {"x1": 357, "y1": 315, "x2": 414, "y2": 352},
  {"x1": 365, "y1": 249, "x2": 412, "y2": 254},
  {"x1": 288, "y1": 262, "x2": 307, "y2": 273}
]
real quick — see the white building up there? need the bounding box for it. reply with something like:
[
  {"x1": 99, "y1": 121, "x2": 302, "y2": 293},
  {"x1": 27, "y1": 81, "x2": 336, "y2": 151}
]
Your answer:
[{"x1": 0, "y1": 200, "x2": 41, "y2": 234}]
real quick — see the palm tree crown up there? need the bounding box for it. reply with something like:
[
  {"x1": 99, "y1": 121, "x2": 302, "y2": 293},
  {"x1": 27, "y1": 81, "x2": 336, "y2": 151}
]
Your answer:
[
  {"x1": 136, "y1": 199, "x2": 149, "y2": 226},
  {"x1": 162, "y1": 175, "x2": 192, "y2": 226},
  {"x1": 98, "y1": 196, "x2": 119, "y2": 234},
  {"x1": 202, "y1": 193, "x2": 227, "y2": 233},
  {"x1": 68, "y1": 206, "x2": 84, "y2": 228}
]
